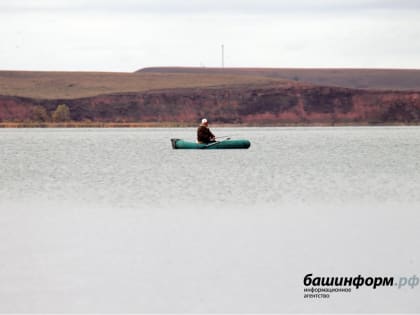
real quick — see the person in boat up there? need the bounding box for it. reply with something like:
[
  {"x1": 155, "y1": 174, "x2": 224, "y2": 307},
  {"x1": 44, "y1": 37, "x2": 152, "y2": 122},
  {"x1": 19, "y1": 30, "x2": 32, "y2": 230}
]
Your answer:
[{"x1": 197, "y1": 118, "x2": 216, "y2": 144}]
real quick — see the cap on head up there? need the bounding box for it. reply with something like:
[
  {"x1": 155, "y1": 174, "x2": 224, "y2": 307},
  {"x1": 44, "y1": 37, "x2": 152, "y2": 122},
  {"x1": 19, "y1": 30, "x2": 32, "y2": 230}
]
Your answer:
[{"x1": 201, "y1": 118, "x2": 208, "y2": 124}]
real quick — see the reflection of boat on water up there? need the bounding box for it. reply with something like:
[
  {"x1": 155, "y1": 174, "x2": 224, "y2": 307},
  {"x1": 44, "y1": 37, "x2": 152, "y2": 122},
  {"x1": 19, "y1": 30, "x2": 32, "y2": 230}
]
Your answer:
[{"x1": 170, "y1": 138, "x2": 251, "y2": 149}]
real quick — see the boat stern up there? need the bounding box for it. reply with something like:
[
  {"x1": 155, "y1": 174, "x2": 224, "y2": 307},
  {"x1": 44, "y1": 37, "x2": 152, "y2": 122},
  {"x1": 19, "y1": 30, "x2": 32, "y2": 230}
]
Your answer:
[{"x1": 170, "y1": 138, "x2": 180, "y2": 149}]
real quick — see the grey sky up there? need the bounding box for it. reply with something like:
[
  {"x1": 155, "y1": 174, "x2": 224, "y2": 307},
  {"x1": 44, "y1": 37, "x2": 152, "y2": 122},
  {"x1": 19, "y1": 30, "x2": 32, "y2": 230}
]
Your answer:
[{"x1": 1, "y1": 0, "x2": 419, "y2": 71}]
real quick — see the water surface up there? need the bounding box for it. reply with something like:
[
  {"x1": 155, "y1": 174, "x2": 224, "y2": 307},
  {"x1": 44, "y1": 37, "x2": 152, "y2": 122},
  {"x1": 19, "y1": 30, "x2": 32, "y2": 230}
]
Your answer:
[{"x1": 0, "y1": 127, "x2": 419, "y2": 312}]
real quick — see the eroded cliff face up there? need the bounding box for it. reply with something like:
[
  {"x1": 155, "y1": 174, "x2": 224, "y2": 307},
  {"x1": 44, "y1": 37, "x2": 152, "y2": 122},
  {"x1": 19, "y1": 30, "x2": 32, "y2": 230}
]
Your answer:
[{"x1": 1, "y1": 84, "x2": 420, "y2": 124}]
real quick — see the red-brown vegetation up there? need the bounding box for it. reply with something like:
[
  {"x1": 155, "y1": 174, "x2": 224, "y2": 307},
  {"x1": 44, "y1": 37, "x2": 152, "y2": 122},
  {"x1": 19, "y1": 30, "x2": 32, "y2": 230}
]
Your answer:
[{"x1": 1, "y1": 68, "x2": 420, "y2": 125}]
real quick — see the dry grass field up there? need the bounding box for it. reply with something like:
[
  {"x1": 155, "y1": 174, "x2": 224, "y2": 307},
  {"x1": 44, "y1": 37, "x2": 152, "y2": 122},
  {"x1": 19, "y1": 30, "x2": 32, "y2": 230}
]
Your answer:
[
  {"x1": 0, "y1": 70, "x2": 284, "y2": 99},
  {"x1": 140, "y1": 67, "x2": 420, "y2": 91},
  {"x1": 2, "y1": 67, "x2": 420, "y2": 101}
]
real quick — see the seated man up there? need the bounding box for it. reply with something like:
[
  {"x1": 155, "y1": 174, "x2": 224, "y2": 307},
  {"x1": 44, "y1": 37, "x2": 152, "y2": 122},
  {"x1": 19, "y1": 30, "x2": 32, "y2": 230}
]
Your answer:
[{"x1": 197, "y1": 118, "x2": 216, "y2": 144}]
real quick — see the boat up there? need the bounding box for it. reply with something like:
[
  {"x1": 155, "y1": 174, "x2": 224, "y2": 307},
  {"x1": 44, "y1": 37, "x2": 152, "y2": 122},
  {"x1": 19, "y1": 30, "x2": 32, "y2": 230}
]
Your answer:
[{"x1": 171, "y1": 138, "x2": 251, "y2": 149}]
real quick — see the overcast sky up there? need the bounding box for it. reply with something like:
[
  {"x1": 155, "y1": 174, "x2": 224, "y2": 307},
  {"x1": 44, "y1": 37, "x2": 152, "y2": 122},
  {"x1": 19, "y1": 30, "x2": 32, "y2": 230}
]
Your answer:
[{"x1": 1, "y1": 0, "x2": 420, "y2": 71}]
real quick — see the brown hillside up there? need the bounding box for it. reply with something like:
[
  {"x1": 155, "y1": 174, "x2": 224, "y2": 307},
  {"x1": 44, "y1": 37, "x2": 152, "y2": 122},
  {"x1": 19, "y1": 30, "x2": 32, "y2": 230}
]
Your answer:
[
  {"x1": 139, "y1": 67, "x2": 420, "y2": 91},
  {"x1": 1, "y1": 68, "x2": 420, "y2": 126},
  {"x1": 0, "y1": 70, "x2": 286, "y2": 99},
  {"x1": 3, "y1": 67, "x2": 420, "y2": 101}
]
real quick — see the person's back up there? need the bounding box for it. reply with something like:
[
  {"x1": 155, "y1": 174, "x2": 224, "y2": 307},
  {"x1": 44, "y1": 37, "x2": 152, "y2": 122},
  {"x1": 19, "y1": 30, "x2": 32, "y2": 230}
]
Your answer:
[{"x1": 197, "y1": 118, "x2": 215, "y2": 143}]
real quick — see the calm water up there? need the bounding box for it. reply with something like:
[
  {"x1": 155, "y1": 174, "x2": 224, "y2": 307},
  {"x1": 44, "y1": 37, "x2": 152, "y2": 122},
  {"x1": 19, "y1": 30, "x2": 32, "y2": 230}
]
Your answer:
[{"x1": 0, "y1": 127, "x2": 419, "y2": 312}]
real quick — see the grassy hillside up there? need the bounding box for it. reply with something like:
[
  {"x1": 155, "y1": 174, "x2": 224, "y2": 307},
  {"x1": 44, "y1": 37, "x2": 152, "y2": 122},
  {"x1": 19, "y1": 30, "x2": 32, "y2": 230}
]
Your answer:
[
  {"x1": 2, "y1": 67, "x2": 420, "y2": 127},
  {"x1": 139, "y1": 67, "x2": 420, "y2": 91},
  {"x1": 2, "y1": 67, "x2": 420, "y2": 101},
  {"x1": 0, "y1": 70, "x2": 285, "y2": 99}
]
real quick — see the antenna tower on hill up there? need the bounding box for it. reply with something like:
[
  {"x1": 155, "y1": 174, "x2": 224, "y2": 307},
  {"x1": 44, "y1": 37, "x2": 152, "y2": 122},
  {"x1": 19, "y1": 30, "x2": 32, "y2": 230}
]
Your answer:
[{"x1": 221, "y1": 44, "x2": 224, "y2": 68}]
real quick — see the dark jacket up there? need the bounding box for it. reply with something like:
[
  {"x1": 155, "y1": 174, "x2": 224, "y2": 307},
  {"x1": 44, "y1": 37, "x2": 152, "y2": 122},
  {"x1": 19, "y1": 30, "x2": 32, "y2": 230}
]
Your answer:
[{"x1": 197, "y1": 124, "x2": 215, "y2": 143}]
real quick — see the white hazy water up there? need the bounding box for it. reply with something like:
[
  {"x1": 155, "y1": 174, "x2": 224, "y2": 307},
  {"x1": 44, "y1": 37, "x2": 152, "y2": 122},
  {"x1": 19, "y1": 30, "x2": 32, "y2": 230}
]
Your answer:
[{"x1": 0, "y1": 127, "x2": 419, "y2": 313}]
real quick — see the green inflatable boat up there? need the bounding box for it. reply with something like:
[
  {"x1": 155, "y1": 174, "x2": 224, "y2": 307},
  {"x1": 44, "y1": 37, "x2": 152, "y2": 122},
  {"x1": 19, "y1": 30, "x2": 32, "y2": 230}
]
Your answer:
[{"x1": 171, "y1": 138, "x2": 251, "y2": 149}]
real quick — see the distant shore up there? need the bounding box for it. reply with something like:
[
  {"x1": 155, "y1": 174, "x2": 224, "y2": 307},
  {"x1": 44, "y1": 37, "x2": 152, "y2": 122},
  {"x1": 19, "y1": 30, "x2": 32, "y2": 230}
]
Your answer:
[
  {"x1": 2, "y1": 68, "x2": 420, "y2": 127},
  {"x1": 1, "y1": 122, "x2": 419, "y2": 128}
]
